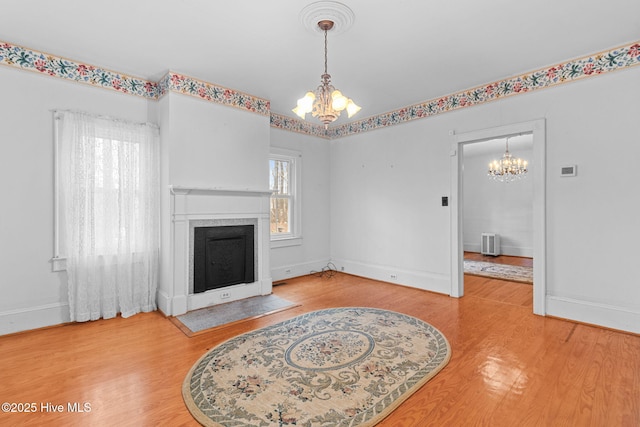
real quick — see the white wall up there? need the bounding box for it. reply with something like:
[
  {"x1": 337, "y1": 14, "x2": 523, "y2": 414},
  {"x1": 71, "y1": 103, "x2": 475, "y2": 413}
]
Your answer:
[
  {"x1": 330, "y1": 67, "x2": 640, "y2": 333},
  {"x1": 542, "y1": 69, "x2": 639, "y2": 332},
  {"x1": 269, "y1": 129, "x2": 331, "y2": 281},
  {"x1": 330, "y1": 118, "x2": 452, "y2": 294},
  {"x1": 165, "y1": 92, "x2": 269, "y2": 189},
  {"x1": 463, "y1": 138, "x2": 534, "y2": 256},
  {"x1": 0, "y1": 67, "x2": 152, "y2": 335}
]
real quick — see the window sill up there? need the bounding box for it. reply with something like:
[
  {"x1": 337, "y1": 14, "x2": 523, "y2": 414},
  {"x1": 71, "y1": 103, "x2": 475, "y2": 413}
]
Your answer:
[{"x1": 270, "y1": 236, "x2": 302, "y2": 248}]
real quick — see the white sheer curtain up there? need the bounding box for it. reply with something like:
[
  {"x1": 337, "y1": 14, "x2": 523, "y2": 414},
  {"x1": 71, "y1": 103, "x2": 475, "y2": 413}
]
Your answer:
[{"x1": 57, "y1": 111, "x2": 160, "y2": 322}]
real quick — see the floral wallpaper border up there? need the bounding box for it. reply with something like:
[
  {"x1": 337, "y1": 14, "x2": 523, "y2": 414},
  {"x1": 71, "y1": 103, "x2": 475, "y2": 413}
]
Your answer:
[
  {"x1": 323, "y1": 41, "x2": 640, "y2": 139},
  {"x1": 0, "y1": 40, "x2": 160, "y2": 99},
  {"x1": 159, "y1": 72, "x2": 270, "y2": 116},
  {"x1": 0, "y1": 40, "x2": 269, "y2": 116},
  {"x1": 276, "y1": 41, "x2": 640, "y2": 139},
  {"x1": 270, "y1": 113, "x2": 328, "y2": 138},
  {"x1": 2, "y1": 39, "x2": 638, "y2": 139}
]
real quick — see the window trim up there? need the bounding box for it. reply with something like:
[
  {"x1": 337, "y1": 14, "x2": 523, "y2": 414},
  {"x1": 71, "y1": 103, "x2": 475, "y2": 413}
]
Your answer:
[
  {"x1": 269, "y1": 147, "x2": 302, "y2": 248},
  {"x1": 52, "y1": 113, "x2": 66, "y2": 271}
]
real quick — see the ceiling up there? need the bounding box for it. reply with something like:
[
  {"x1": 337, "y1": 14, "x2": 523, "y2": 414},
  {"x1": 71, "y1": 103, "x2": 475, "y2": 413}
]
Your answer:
[{"x1": 2, "y1": 0, "x2": 639, "y2": 124}]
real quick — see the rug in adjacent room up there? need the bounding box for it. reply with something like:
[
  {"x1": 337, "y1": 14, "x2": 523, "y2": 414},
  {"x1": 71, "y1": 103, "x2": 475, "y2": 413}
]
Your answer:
[
  {"x1": 464, "y1": 260, "x2": 533, "y2": 284},
  {"x1": 183, "y1": 307, "x2": 450, "y2": 427},
  {"x1": 173, "y1": 294, "x2": 299, "y2": 336}
]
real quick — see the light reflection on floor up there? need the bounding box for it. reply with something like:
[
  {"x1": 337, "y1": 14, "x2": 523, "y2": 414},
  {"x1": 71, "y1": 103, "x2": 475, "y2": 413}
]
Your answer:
[{"x1": 480, "y1": 354, "x2": 527, "y2": 397}]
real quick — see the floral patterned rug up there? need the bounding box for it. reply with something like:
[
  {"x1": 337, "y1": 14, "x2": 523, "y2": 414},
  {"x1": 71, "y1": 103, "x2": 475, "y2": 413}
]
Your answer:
[
  {"x1": 183, "y1": 307, "x2": 451, "y2": 426},
  {"x1": 464, "y1": 260, "x2": 533, "y2": 284}
]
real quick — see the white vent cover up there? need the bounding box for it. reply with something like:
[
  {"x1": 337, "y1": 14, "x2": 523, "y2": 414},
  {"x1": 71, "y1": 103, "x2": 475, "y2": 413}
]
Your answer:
[{"x1": 481, "y1": 233, "x2": 500, "y2": 256}]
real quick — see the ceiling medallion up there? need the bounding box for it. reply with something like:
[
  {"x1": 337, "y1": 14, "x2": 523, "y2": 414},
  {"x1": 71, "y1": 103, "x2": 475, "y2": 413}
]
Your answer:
[{"x1": 300, "y1": 1, "x2": 355, "y2": 35}]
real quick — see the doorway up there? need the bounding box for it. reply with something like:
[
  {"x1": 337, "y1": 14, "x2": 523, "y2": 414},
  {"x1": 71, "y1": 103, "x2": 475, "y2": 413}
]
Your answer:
[{"x1": 450, "y1": 120, "x2": 546, "y2": 315}]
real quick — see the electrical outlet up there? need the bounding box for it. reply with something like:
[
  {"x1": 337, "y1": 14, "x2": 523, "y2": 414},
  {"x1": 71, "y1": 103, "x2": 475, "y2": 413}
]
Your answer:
[
  {"x1": 285, "y1": 269, "x2": 291, "y2": 274},
  {"x1": 390, "y1": 274, "x2": 397, "y2": 280},
  {"x1": 221, "y1": 292, "x2": 230, "y2": 299}
]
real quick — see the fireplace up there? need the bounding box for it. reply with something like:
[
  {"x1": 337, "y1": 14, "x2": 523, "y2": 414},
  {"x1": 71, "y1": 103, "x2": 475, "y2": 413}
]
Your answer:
[
  {"x1": 159, "y1": 186, "x2": 272, "y2": 317},
  {"x1": 193, "y1": 225, "x2": 255, "y2": 293}
]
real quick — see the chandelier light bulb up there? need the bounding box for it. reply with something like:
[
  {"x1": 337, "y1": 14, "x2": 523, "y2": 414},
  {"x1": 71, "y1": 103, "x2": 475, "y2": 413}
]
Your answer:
[
  {"x1": 331, "y1": 90, "x2": 348, "y2": 110},
  {"x1": 299, "y1": 92, "x2": 315, "y2": 111},
  {"x1": 292, "y1": 92, "x2": 315, "y2": 118},
  {"x1": 292, "y1": 106, "x2": 305, "y2": 119},
  {"x1": 346, "y1": 99, "x2": 361, "y2": 118}
]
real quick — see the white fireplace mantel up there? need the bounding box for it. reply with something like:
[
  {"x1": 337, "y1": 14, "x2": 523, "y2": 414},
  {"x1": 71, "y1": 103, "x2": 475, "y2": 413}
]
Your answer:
[
  {"x1": 169, "y1": 185, "x2": 272, "y2": 197},
  {"x1": 161, "y1": 185, "x2": 273, "y2": 316}
]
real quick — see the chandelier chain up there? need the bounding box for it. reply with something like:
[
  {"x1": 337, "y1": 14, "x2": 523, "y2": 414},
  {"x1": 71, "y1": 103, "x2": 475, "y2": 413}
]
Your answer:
[{"x1": 324, "y1": 28, "x2": 328, "y2": 75}]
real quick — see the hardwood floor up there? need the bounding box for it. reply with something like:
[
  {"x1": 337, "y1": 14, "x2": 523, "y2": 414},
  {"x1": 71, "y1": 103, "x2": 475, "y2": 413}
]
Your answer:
[
  {"x1": 1, "y1": 273, "x2": 638, "y2": 426},
  {"x1": 464, "y1": 252, "x2": 533, "y2": 308}
]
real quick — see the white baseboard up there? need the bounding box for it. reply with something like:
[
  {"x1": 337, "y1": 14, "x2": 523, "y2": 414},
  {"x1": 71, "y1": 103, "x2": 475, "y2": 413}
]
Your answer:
[
  {"x1": 271, "y1": 258, "x2": 331, "y2": 282},
  {"x1": 546, "y1": 295, "x2": 640, "y2": 334},
  {"x1": 156, "y1": 289, "x2": 171, "y2": 316},
  {"x1": 331, "y1": 258, "x2": 450, "y2": 295},
  {"x1": 500, "y1": 245, "x2": 533, "y2": 257},
  {"x1": 160, "y1": 276, "x2": 274, "y2": 317},
  {"x1": 172, "y1": 294, "x2": 188, "y2": 316},
  {"x1": 0, "y1": 302, "x2": 70, "y2": 336},
  {"x1": 464, "y1": 243, "x2": 481, "y2": 253},
  {"x1": 186, "y1": 280, "x2": 272, "y2": 314},
  {"x1": 463, "y1": 243, "x2": 533, "y2": 258}
]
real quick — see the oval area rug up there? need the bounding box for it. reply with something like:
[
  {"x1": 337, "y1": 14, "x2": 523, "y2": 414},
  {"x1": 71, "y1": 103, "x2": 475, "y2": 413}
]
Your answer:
[{"x1": 183, "y1": 307, "x2": 451, "y2": 426}]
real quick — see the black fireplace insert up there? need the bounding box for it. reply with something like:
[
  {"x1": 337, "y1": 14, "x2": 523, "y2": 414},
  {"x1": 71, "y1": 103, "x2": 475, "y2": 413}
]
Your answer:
[{"x1": 193, "y1": 225, "x2": 255, "y2": 293}]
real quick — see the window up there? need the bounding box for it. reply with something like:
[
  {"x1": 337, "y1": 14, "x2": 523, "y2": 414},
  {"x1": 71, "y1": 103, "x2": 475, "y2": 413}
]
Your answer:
[
  {"x1": 82, "y1": 137, "x2": 142, "y2": 252},
  {"x1": 269, "y1": 148, "x2": 301, "y2": 247},
  {"x1": 54, "y1": 111, "x2": 160, "y2": 266}
]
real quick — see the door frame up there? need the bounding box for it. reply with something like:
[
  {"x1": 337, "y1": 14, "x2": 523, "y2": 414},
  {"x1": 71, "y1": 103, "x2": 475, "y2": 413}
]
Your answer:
[{"x1": 450, "y1": 119, "x2": 546, "y2": 315}]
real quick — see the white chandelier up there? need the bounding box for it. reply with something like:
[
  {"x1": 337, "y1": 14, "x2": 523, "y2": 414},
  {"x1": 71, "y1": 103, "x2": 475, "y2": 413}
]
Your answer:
[
  {"x1": 292, "y1": 19, "x2": 360, "y2": 128},
  {"x1": 488, "y1": 137, "x2": 528, "y2": 182}
]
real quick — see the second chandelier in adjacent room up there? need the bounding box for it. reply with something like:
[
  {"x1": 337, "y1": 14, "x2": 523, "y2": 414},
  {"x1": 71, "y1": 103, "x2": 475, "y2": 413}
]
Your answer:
[{"x1": 488, "y1": 137, "x2": 528, "y2": 182}]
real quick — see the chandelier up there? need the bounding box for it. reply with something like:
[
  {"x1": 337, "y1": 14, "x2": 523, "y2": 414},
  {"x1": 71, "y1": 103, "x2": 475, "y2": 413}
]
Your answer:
[
  {"x1": 488, "y1": 137, "x2": 528, "y2": 182},
  {"x1": 292, "y1": 19, "x2": 360, "y2": 127}
]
